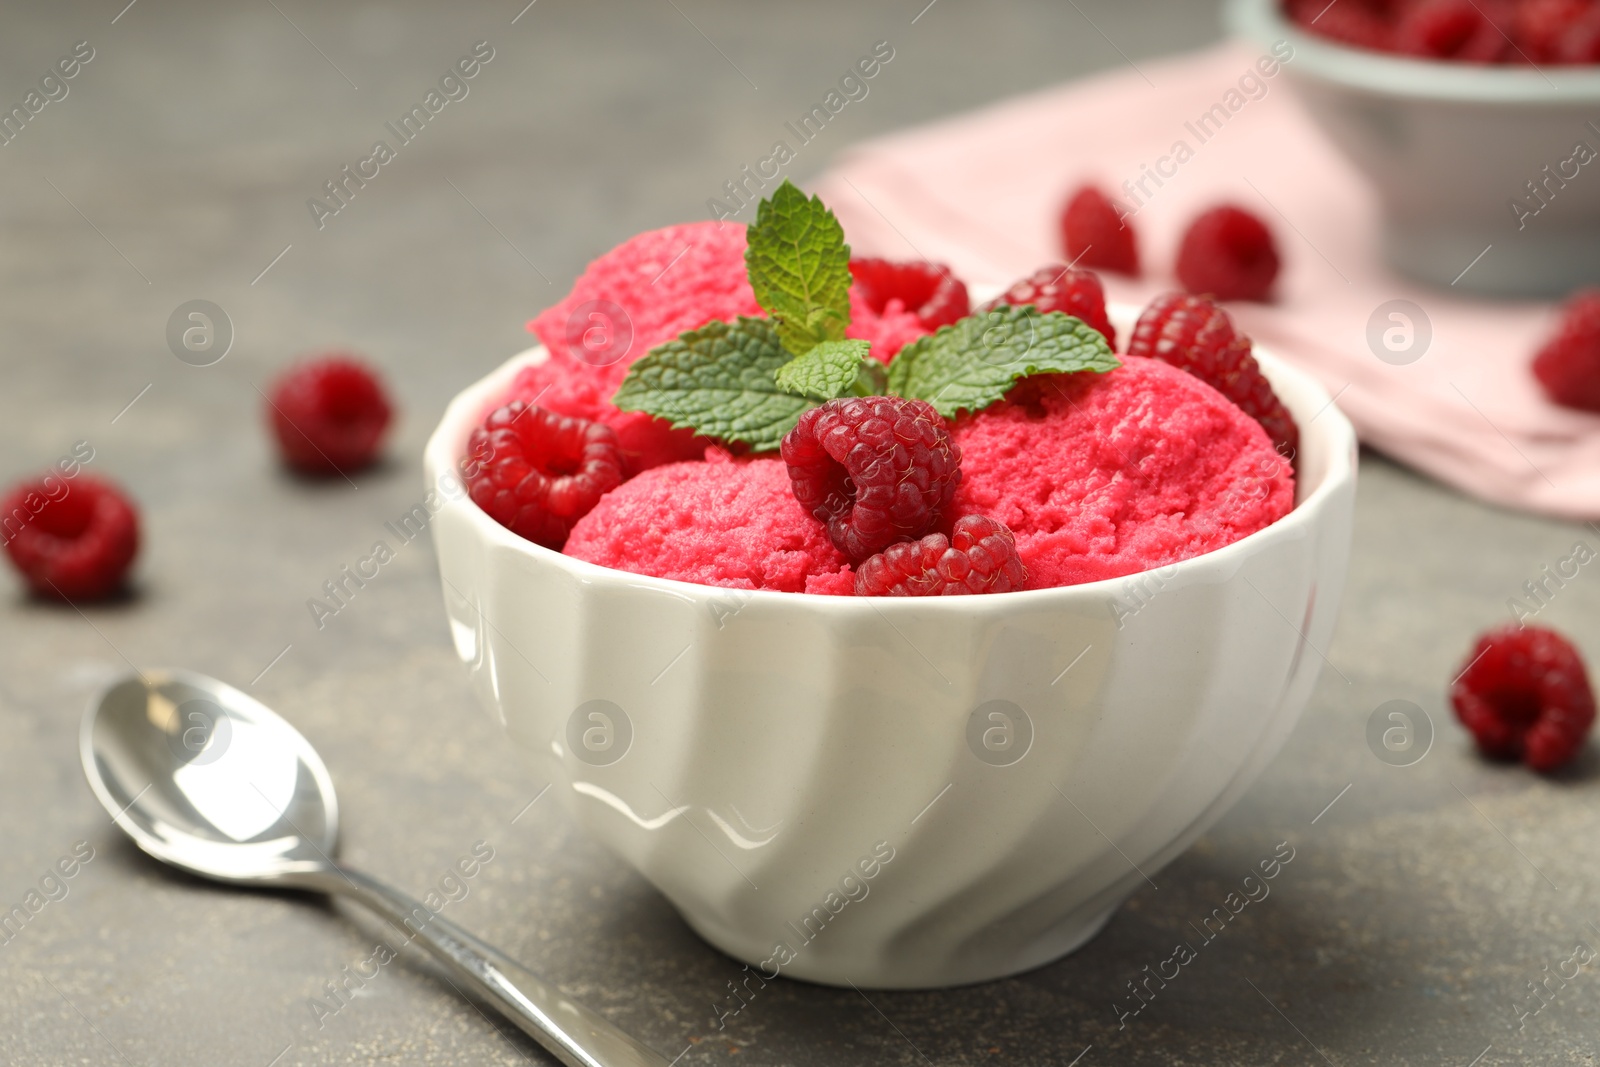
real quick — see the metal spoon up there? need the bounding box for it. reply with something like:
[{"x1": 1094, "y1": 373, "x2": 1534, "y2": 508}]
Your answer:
[{"x1": 80, "y1": 668, "x2": 669, "y2": 1067}]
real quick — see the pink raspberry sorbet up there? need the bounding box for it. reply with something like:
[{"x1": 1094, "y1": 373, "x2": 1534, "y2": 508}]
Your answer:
[
  {"x1": 514, "y1": 221, "x2": 763, "y2": 474},
  {"x1": 845, "y1": 287, "x2": 929, "y2": 362},
  {"x1": 529, "y1": 220, "x2": 762, "y2": 381},
  {"x1": 563, "y1": 451, "x2": 855, "y2": 595},
  {"x1": 952, "y1": 357, "x2": 1294, "y2": 590}
]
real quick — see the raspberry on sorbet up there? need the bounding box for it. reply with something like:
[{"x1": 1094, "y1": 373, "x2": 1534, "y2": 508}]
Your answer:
[
  {"x1": 981, "y1": 266, "x2": 1118, "y2": 350},
  {"x1": 1127, "y1": 292, "x2": 1299, "y2": 461},
  {"x1": 1, "y1": 474, "x2": 139, "y2": 600},
  {"x1": 466, "y1": 402, "x2": 624, "y2": 550},
  {"x1": 848, "y1": 258, "x2": 970, "y2": 331},
  {"x1": 781, "y1": 396, "x2": 961, "y2": 563},
  {"x1": 854, "y1": 515, "x2": 1027, "y2": 596}
]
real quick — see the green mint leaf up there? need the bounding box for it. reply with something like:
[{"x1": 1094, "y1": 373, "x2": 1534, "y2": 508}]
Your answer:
[
  {"x1": 745, "y1": 180, "x2": 852, "y2": 354},
  {"x1": 774, "y1": 339, "x2": 873, "y2": 401},
  {"x1": 886, "y1": 307, "x2": 1120, "y2": 418},
  {"x1": 855, "y1": 357, "x2": 888, "y2": 398},
  {"x1": 612, "y1": 316, "x2": 813, "y2": 452}
]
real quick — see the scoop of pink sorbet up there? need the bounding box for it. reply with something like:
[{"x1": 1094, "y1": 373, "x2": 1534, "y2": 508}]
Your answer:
[
  {"x1": 846, "y1": 288, "x2": 928, "y2": 361},
  {"x1": 529, "y1": 220, "x2": 762, "y2": 389},
  {"x1": 952, "y1": 357, "x2": 1294, "y2": 590},
  {"x1": 515, "y1": 221, "x2": 763, "y2": 474},
  {"x1": 510, "y1": 220, "x2": 936, "y2": 473},
  {"x1": 563, "y1": 451, "x2": 854, "y2": 595}
]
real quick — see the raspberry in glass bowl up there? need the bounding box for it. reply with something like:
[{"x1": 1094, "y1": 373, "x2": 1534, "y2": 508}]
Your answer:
[{"x1": 1230, "y1": 0, "x2": 1600, "y2": 294}]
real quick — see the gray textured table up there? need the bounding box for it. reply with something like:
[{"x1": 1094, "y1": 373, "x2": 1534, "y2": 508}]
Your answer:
[{"x1": 2, "y1": 1, "x2": 1597, "y2": 1063}]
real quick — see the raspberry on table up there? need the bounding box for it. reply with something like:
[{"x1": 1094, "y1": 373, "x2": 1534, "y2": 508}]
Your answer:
[
  {"x1": 1532, "y1": 288, "x2": 1600, "y2": 412},
  {"x1": 781, "y1": 396, "x2": 961, "y2": 563},
  {"x1": 979, "y1": 265, "x2": 1118, "y2": 350},
  {"x1": 267, "y1": 355, "x2": 393, "y2": 476},
  {"x1": 1060, "y1": 185, "x2": 1140, "y2": 277},
  {"x1": 1127, "y1": 292, "x2": 1300, "y2": 461},
  {"x1": 1451, "y1": 624, "x2": 1596, "y2": 772},
  {"x1": 1177, "y1": 205, "x2": 1281, "y2": 303},
  {"x1": 848, "y1": 258, "x2": 970, "y2": 331},
  {"x1": 465, "y1": 402, "x2": 624, "y2": 550},
  {"x1": 1, "y1": 475, "x2": 139, "y2": 600},
  {"x1": 854, "y1": 515, "x2": 1027, "y2": 596}
]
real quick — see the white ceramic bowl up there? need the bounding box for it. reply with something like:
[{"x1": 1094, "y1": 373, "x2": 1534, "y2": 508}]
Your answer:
[
  {"x1": 1229, "y1": 0, "x2": 1600, "y2": 296},
  {"x1": 424, "y1": 309, "x2": 1357, "y2": 988}
]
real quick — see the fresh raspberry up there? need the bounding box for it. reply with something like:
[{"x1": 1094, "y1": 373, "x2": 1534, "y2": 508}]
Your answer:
[
  {"x1": 465, "y1": 402, "x2": 624, "y2": 550},
  {"x1": 1394, "y1": 0, "x2": 1509, "y2": 61},
  {"x1": 1127, "y1": 292, "x2": 1300, "y2": 460},
  {"x1": 1176, "y1": 206, "x2": 1281, "y2": 303},
  {"x1": 1451, "y1": 624, "x2": 1595, "y2": 772},
  {"x1": 978, "y1": 266, "x2": 1118, "y2": 349},
  {"x1": 1, "y1": 475, "x2": 139, "y2": 600},
  {"x1": 854, "y1": 515, "x2": 1027, "y2": 596},
  {"x1": 1515, "y1": 0, "x2": 1593, "y2": 60},
  {"x1": 1060, "y1": 185, "x2": 1140, "y2": 277},
  {"x1": 503, "y1": 357, "x2": 704, "y2": 477},
  {"x1": 781, "y1": 397, "x2": 961, "y2": 563},
  {"x1": 267, "y1": 355, "x2": 393, "y2": 476},
  {"x1": 848, "y1": 258, "x2": 970, "y2": 331},
  {"x1": 1532, "y1": 288, "x2": 1600, "y2": 412}
]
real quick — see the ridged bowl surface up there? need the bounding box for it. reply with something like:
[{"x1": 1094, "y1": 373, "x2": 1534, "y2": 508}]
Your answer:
[{"x1": 423, "y1": 309, "x2": 1357, "y2": 988}]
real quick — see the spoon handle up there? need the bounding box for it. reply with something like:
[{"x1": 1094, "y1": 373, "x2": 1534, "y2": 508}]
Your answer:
[{"x1": 308, "y1": 864, "x2": 672, "y2": 1067}]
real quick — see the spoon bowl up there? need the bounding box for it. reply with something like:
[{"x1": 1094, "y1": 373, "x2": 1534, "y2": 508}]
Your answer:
[{"x1": 82, "y1": 669, "x2": 337, "y2": 884}]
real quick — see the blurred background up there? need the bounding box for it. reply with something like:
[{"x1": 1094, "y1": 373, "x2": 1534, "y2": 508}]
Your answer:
[{"x1": 3, "y1": 1, "x2": 1598, "y2": 1064}]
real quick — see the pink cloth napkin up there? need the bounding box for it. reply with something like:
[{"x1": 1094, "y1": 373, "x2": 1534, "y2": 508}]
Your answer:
[{"x1": 812, "y1": 43, "x2": 1600, "y2": 520}]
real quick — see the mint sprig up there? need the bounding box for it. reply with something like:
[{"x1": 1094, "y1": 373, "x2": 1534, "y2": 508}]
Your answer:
[
  {"x1": 774, "y1": 339, "x2": 874, "y2": 401},
  {"x1": 610, "y1": 185, "x2": 1120, "y2": 450},
  {"x1": 887, "y1": 306, "x2": 1120, "y2": 418},
  {"x1": 612, "y1": 317, "x2": 811, "y2": 452},
  {"x1": 744, "y1": 180, "x2": 852, "y2": 355}
]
